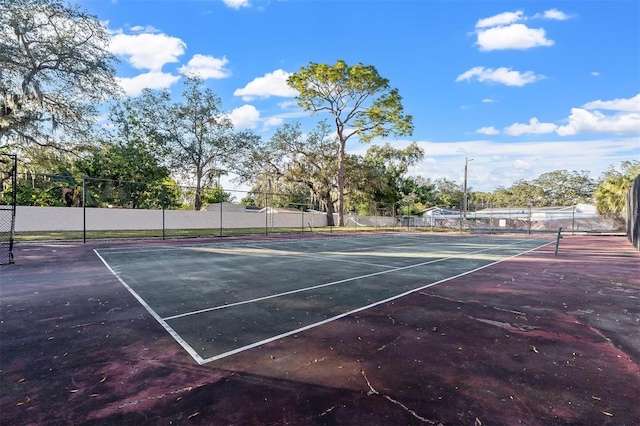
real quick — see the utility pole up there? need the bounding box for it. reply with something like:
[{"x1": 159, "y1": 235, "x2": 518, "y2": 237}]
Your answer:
[{"x1": 463, "y1": 157, "x2": 473, "y2": 221}]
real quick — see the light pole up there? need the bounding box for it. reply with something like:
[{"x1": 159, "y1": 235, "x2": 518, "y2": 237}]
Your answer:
[{"x1": 463, "y1": 157, "x2": 473, "y2": 221}]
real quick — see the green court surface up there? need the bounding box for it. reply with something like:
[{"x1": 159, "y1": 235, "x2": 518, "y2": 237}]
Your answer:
[{"x1": 95, "y1": 234, "x2": 553, "y2": 364}]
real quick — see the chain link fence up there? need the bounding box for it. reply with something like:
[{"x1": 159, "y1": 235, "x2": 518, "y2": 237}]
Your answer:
[
  {"x1": 6, "y1": 171, "x2": 628, "y2": 242},
  {"x1": 398, "y1": 203, "x2": 624, "y2": 234},
  {"x1": 11, "y1": 173, "x2": 329, "y2": 241}
]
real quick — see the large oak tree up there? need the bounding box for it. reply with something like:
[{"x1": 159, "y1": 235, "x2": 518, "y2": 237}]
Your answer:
[
  {"x1": 0, "y1": 0, "x2": 120, "y2": 151},
  {"x1": 126, "y1": 76, "x2": 258, "y2": 210},
  {"x1": 237, "y1": 121, "x2": 341, "y2": 225}
]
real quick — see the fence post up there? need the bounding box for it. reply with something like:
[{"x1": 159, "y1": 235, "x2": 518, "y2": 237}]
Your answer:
[
  {"x1": 161, "y1": 185, "x2": 166, "y2": 240},
  {"x1": 265, "y1": 192, "x2": 269, "y2": 236},
  {"x1": 82, "y1": 177, "x2": 86, "y2": 243}
]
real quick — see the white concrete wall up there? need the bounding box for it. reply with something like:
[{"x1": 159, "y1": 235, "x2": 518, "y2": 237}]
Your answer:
[{"x1": 15, "y1": 206, "x2": 329, "y2": 232}]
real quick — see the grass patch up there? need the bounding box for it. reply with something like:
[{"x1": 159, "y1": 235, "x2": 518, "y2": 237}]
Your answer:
[{"x1": 13, "y1": 225, "x2": 453, "y2": 242}]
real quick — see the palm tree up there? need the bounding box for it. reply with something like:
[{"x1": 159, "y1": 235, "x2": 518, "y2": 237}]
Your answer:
[{"x1": 595, "y1": 173, "x2": 635, "y2": 218}]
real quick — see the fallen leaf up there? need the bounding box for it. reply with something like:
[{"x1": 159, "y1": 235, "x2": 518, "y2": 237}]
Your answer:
[
  {"x1": 592, "y1": 396, "x2": 601, "y2": 400},
  {"x1": 17, "y1": 378, "x2": 25, "y2": 383},
  {"x1": 69, "y1": 389, "x2": 79, "y2": 393},
  {"x1": 531, "y1": 346, "x2": 539, "y2": 353},
  {"x1": 90, "y1": 393, "x2": 99, "y2": 397},
  {"x1": 602, "y1": 411, "x2": 613, "y2": 417},
  {"x1": 474, "y1": 418, "x2": 482, "y2": 426},
  {"x1": 98, "y1": 377, "x2": 106, "y2": 384},
  {"x1": 187, "y1": 412, "x2": 199, "y2": 419}
]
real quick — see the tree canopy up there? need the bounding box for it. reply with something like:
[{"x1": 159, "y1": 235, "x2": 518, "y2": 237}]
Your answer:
[
  {"x1": 288, "y1": 60, "x2": 414, "y2": 226},
  {"x1": 594, "y1": 160, "x2": 640, "y2": 218},
  {"x1": 236, "y1": 121, "x2": 340, "y2": 224},
  {"x1": 120, "y1": 76, "x2": 259, "y2": 210},
  {"x1": 0, "y1": 0, "x2": 120, "y2": 151}
]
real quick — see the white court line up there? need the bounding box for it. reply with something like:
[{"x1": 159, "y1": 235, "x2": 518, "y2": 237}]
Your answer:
[
  {"x1": 94, "y1": 249, "x2": 205, "y2": 365},
  {"x1": 198, "y1": 240, "x2": 554, "y2": 364},
  {"x1": 162, "y1": 239, "x2": 536, "y2": 321},
  {"x1": 93, "y1": 233, "x2": 474, "y2": 254},
  {"x1": 242, "y1": 244, "x2": 397, "y2": 269}
]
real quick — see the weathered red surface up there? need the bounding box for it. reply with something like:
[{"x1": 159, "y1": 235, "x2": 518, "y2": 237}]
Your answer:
[{"x1": 1, "y1": 234, "x2": 639, "y2": 425}]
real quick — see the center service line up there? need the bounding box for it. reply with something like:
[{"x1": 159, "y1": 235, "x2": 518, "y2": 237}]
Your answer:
[{"x1": 162, "y1": 239, "x2": 537, "y2": 321}]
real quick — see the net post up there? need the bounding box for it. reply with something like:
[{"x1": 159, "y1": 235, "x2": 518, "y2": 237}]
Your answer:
[
  {"x1": 1, "y1": 153, "x2": 18, "y2": 264},
  {"x1": 554, "y1": 227, "x2": 562, "y2": 256}
]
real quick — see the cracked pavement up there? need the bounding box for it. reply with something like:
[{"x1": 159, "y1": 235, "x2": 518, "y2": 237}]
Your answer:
[{"x1": 1, "y1": 234, "x2": 639, "y2": 425}]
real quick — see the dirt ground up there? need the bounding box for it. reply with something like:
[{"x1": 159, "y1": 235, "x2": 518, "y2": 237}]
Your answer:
[{"x1": 1, "y1": 234, "x2": 639, "y2": 425}]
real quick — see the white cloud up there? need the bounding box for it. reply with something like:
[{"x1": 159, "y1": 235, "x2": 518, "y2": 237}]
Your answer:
[
  {"x1": 591, "y1": 71, "x2": 600, "y2": 77},
  {"x1": 476, "y1": 23, "x2": 554, "y2": 51},
  {"x1": 556, "y1": 108, "x2": 640, "y2": 136},
  {"x1": 129, "y1": 25, "x2": 160, "y2": 33},
  {"x1": 277, "y1": 100, "x2": 298, "y2": 109},
  {"x1": 504, "y1": 118, "x2": 558, "y2": 136},
  {"x1": 475, "y1": 11, "x2": 524, "y2": 28},
  {"x1": 513, "y1": 159, "x2": 532, "y2": 170},
  {"x1": 456, "y1": 67, "x2": 544, "y2": 86},
  {"x1": 222, "y1": 0, "x2": 250, "y2": 9},
  {"x1": 227, "y1": 105, "x2": 288, "y2": 131},
  {"x1": 534, "y1": 9, "x2": 571, "y2": 21},
  {"x1": 117, "y1": 72, "x2": 181, "y2": 96},
  {"x1": 481, "y1": 98, "x2": 497, "y2": 103},
  {"x1": 262, "y1": 117, "x2": 285, "y2": 128},
  {"x1": 355, "y1": 137, "x2": 639, "y2": 192},
  {"x1": 476, "y1": 126, "x2": 500, "y2": 135},
  {"x1": 110, "y1": 32, "x2": 186, "y2": 72},
  {"x1": 178, "y1": 54, "x2": 231, "y2": 79},
  {"x1": 582, "y1": 93, "x2": 640, "y2": 112},
  {"x1": 228, "y1": 105, "x2": 261, "y2": 129},
  {"x1": 234, "y1": 69, "x2": 298, "y2": 101},
  {"x1": 490, "y1": 94, "x2": 640, "y2": 137}
]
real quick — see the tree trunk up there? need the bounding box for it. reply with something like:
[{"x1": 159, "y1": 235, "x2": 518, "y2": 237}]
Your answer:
[
  {"x1": 194, "y1": 169, "x2": 203, "y2": 211},
  {"x1": 324, "y1": 192, "x2": 335, "y2": 226},
  {"x1": 337, "y1": 130, "x2": 346, "y2": 226}
]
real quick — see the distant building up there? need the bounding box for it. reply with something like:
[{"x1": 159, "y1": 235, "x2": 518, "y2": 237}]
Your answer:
[
  {"x1": 473, "y1": 204, "x2": 597, "y2": 219},
  {"x1": 422, "y1": 207, "x2": 460, "y2": 216}
]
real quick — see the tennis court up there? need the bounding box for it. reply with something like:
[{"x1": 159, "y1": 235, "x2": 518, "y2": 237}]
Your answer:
[
  {"x1": 95, "y1": 234, "x2": 552, "y2": 364},
  {"x1": 2, "y1": 232, "x2": 639, "y2": 425}
]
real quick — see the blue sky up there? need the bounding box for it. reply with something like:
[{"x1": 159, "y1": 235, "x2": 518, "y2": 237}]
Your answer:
[{"x1": 80, "y1": 0, "x2": 639, "y2": 192}]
